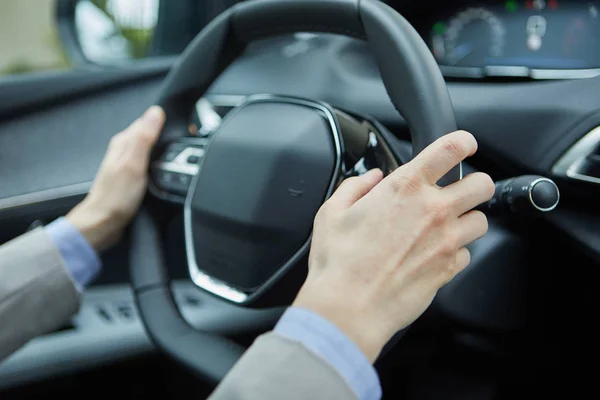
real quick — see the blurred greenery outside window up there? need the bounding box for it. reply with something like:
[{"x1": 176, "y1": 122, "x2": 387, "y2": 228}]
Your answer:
[
  {"x1": 77, "y1": 0, "x2": 158, "y2": 63},
  {"x1": 91, "y1": 0, "x2": 155, "y2": 59},
  {"x1": 0, "y1": 0, "x2": 157, "y2": 76},
  {"x1": 0, "y1": 0, "x2": 68, "y2": 75}
]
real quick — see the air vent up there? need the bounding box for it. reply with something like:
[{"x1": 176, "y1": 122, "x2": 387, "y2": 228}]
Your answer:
[{"x1": 553, "y1": 126, "x2": 600, "y2": 184}]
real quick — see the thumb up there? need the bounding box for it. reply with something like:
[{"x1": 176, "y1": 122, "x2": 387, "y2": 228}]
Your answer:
[
  {"x1": 129, "y1": 105, "x2": 166, "y2": 147},
  {"x1": 330, "y1": 169, "x2": 384, "y2": 208}
]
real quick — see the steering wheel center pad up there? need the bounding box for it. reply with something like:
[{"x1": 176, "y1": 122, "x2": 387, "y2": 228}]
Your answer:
[{"x1": 185, "y1": 97, "x2": 339, "y2": 299}]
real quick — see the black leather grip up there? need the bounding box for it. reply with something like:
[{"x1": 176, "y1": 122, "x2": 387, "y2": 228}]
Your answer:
[
  {"x1": 130, "y1": 209, "x2": 245, "y2": 381},
  {"x1": 155, "y1": 0, "x2": 459, "y2": 184}
]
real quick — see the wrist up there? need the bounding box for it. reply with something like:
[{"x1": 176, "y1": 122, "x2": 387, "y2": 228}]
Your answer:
[
  {"x1": 292, "y1": 280, "x2": 391, "y2": 363},
  {"x1": 66, "y1": 200, "x2": 122, "y2": 252}
]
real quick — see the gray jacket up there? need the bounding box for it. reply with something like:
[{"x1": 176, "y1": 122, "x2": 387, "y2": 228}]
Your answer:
[{"x1": 0, "y1": 228, "x2": 356, "y2": 399}]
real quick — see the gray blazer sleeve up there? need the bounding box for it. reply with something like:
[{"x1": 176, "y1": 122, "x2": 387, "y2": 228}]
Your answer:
[
  {"x1": 209, "y1": 332, "x2": 357, "y2": 400},
  {"x1": 0, "y1": 228, "x2": 80, "y2": 362}
]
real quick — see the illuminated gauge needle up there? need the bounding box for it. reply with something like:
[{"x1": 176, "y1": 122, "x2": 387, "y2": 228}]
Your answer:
[{"x1": 450, "y1": 43, "x2": 473, "y2": 64}]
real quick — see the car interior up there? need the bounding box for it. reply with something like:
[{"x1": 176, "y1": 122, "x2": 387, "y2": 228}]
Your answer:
[{"x1": 1, "y1": 0, "x2": 599, "y2": 398}]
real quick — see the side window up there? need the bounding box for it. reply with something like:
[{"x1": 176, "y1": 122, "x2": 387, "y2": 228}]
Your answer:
[
  {"x1": 0, "y1": 0, "x2": 71, "y2": 77},
  {"x1": 0, "y1": 0, "x2": 241, "y2": 77},
  {"x1": 63, "y1": 0, "x2": 241, "y2": 66}
]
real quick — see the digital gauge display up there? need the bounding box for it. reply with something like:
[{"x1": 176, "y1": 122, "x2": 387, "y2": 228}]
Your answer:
[
  {"x1": 432, "y1": 8, "x2": 507, "y2": 66},
  {"x1": 429, "y1": 1, "x2": 600, "y2": 77}
]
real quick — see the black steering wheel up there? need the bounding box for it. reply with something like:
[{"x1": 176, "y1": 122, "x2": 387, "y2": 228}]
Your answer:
[{"x1": 130, "y1": 0, "x2": 460, "y2": 384}]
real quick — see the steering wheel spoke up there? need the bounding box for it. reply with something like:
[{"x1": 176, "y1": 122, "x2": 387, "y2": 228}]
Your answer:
[{"x1": 151, "y1": 137, "x2": 210, "y2": 201}]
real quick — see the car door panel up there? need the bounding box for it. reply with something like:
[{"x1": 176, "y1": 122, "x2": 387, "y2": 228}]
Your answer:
[
  {"x1": 0, "y1": 63, "x2": 172, "y2": 389},
  {"x1": 0, "y1": 77, "x2": 163, "y2": 201}
]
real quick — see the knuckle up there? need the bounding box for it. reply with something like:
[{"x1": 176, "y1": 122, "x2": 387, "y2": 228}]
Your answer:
[
  {"x1": 440, "y1": 265, "x2": 458, "y2": 285},
  {"x1": 441, "y1": 235, "x2": 458, "y2": 256},
  {"x1": 427, "y1": 198, "x2": 450, "y2": 224},
  {"x1": 455, "y1": 130, "x2": 478, "y2": 151},
  {"x1": 441, "y1": 135, "x2": 466, "y2": 159},
  {"x1": 419, "y1": 161, "x2": 438, "y2": 183},
  {"x1": 389, "y1": 172, "x2": 421, "y2": 194},
  {"x1": 442, "y1": 130, "x2": 477, "y2": 159}
]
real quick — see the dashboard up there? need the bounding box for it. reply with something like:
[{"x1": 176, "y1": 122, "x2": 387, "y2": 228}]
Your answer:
[
  {"x1": 389, "y1": 0, "x2": 600, "y2": 79},
  {"x1": 3, "y1": 0, "x2": 600, "y2": 390}
]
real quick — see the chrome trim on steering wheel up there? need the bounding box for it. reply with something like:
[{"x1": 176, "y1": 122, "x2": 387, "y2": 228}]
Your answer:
[{"x1": 183, "y1": 94, "x2": 344, "y2": 303}]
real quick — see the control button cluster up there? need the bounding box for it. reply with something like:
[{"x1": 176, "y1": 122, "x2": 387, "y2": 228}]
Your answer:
[
  {"x1": 153, "y1": 141, "x2": 207, "y2": 196},
  {"x1": 92, "y1": 296, "x2": 200, "y2": 326}
]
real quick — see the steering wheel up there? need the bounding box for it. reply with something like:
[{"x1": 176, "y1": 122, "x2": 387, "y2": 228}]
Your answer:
[{"x1": 129, "y1": 0, "x2": 460, "y2": 384}]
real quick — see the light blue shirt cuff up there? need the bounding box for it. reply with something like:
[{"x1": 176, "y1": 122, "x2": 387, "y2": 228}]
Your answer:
[
  {"x1": 274, "y1": 306, "x2": 382, "y2": 400},
  {"x1": 45, "y1": 217, "x2": 101, "y2": 289}
]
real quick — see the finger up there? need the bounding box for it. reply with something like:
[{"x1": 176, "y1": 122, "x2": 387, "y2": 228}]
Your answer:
[
  {"x1": 455, "y1": 210, "x2": 488, "y2": 248},
  {"x1": 443, "y1": 172, "x2": 495, "y2": 215},
  {"x1": 455, "y1": 247, "x2": 471, "y2": 272},
  {"x1": 330, "y1": 169, "x2": 384, "y2": 208},
  {"x1": 440, "y1": 247, "x2": 471, "y2": 286},
  {"x1": 406, "y1": 130, "x2": 478, "y2": 185},
  {"x1": 125, "y1": 105, "x2": 166, "y2": 147}
]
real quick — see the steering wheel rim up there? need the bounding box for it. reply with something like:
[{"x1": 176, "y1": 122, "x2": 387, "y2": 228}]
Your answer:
[{"x1": 130, "y1": 0, "x2": 460, "y2": 384}]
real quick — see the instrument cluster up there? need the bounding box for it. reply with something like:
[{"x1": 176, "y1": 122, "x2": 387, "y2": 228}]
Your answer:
[{"x1": 394, "y1": 0, "x2": 600, "y2": 79}]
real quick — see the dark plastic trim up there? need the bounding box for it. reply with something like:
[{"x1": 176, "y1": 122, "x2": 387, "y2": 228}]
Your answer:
[
  {"x1": 0, "y1": 58, "x2": 173, "y2": 121},
  {"x1": 54, "y1": 0, "x2": 88, "y2": 65}
]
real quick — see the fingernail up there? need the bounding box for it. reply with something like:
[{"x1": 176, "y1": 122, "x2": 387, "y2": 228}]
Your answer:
[{"x1": 143, "y1": 105, "x2": 164, "y2": 125}]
